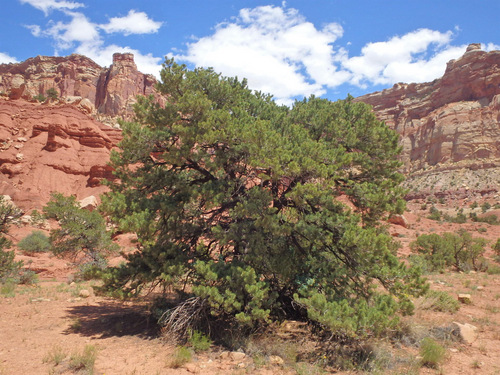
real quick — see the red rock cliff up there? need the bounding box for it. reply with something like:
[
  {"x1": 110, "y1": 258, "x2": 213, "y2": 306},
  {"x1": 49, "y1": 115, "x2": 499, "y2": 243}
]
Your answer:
[
  {"x1": 0, "y1": 53, "x2": 163, "y2": 119},
  {"x1": 356, "y1": 44, "x2": 500, "y2": 191},
  {"x1": 0, "y1": 98, "x2": 121, "y2": 210}
]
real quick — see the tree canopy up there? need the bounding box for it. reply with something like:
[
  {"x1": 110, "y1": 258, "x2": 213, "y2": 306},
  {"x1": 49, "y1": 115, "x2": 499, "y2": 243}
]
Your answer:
[{"x1": 102, "y1": 58, "x2": 426, "y2": 339}]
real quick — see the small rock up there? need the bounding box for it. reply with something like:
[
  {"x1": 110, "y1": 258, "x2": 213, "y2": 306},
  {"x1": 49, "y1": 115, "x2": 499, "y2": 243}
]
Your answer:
[
  {"x1": 229, "y1": 351, "x2": 246, "y2": 361},
  {"x1": 476, "y1": 286, "x2": 484, "y2": 291},
  {"x1": 17, "y1": 137, "x2": 27, "y2": 142},
  {"x1": 237, "y1": 362, "x2": 246, "y2": 368},
  {"x1": 15, "y1": 153, "x2": 23, "y2": 161},
  {"x1": 30, "y1": 298, "x2": 51, "y2": 302},
  {"x1": 78, "y1": 289, "x2": 91, "y2": 298},
  {"x1": 451, "y1": 322, "x2": 478, "y2": 344},
  {"x1": 184, "y1": 363, "x2": 198, "y2": 373},
  {"x1": 458, "y1": 293, "x2": 472, "y2": 304},
  {"x1": 269, "y1": 355, "x2": 284, "y2": 365},
  {"x1": 219, "y1": 351, "x2": 230, "y2": 359},
  {"x1": 449, "y1": 348, "x2": 459, "y2": 353}
]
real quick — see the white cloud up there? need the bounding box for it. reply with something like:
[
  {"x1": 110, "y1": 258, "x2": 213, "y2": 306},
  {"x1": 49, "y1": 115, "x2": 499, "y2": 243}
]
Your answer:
[
  {"x1": 342, "y1": 29, "x2": 461, "y2": 86},
  {"x1": 76, "y1": 43, "x2": 162, "y2": 77},
  {"x1": 0, "y1": 52, "x2": 18, "y2": 64},
  {"x1": 178, "y1": 5, "x2": 348, "y2": 104},
  {"x1": 19, "y1": 0, "x2": 84, "y2": 16},
  {"x1": 24, "y1": 9, "x2": 162, "y2": 77},
  {"x1": 42, "y1": 11, "x2": 100, "y2": 51},
  {"x1": 484, "y1": 43, "x2": 500, "y2": 51},
  {"x1": 25, "y1": 24, "x2": 41, "y2": 37},
  {"x1": 100, "y1": 10, "x2": 162, "y2": 36}
]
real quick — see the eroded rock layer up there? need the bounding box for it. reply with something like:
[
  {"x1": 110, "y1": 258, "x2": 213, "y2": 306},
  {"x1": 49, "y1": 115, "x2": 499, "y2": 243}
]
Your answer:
[
  {"x1": 0, "y1": 98, "x2": 121, "y2": 210},
  {"x1": 0, "y1": 53, "x2": 164, "y2": 119},
  {"x1": 356, "y1": 44, "x2": 500, "y2": 192}
]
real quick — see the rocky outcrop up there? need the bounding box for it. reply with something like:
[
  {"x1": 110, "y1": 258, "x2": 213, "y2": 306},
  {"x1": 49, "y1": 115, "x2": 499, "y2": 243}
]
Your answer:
[
  {"x1": 356, "y1": 45, "x2": 500, "y2": 192},
  {"x1": 0, "y1": 53, "x2": 164, "y2": 120},
  {"x1": 0, "y1": 98, "x2": 121, "y2": 210}
]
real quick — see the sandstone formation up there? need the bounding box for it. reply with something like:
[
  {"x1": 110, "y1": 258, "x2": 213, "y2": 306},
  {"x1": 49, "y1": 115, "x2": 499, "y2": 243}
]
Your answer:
[
  {"x1": 0, "y1": 98, "x2": 121, "y2": 210},
  {"x1": 356, "y1": 44, "x2": 500, "y2": 193},
  {"x1": 0, "y1": 53, "x2": 164, "y2": 120}
]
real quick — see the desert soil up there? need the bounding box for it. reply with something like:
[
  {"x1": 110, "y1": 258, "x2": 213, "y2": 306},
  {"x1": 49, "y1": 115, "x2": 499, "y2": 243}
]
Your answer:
[{"x1": 1, "y1": 200, "x2": 500, "y2": 375}]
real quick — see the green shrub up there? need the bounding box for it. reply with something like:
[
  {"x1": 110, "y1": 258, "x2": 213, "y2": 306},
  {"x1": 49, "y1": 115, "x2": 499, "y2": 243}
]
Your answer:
[
  {"x1": 410, "y1": 230, "x2": 487, "y2": 272},
  {"x1": 18, "y1": 231, "x2": 50, "y2": 254},
  {"x1": 481, "y1": 202, "x2": 491, "y2": 213},
  {"x1": 166, "y1": 346, "x2": 191, "y2": 368},
  {"x1": 43, "y1": 193, "x2": 118, "y2": 265},
  {"x1": 75, "y1": 258, "x2": 108, "y2": 281},
  {"x1": 494, "y1": 238, "x2": 500, "y2": 256},
  {"x1": 33, "y1": 93, "x2": 46, "y2": 102},
  {"x1": 428, "y1": 206, "x2": 441, "y2": 221},
  {"x1": 0, "y1": 245, "x2": 22, "y2": 283},
  {"x1": 419, "y1": 337, "x2": 445, "y2": 368},
  {"x1": 69, "y1": 345, "x2": 97, "y2": 374},
  {"x1": 471, "y1": 213, "x2": 499, "y2": 225},
  {"x1": 469, "y1": 202, "x2": 478, "y2": 209},
  {"x1": 421, "y1": 290, "x2": 460, "y2": 313},
  {"x1": 487, "y1": 264, "x2": 500, "y2": 275},
  {"x1": 443, "y1": 212, "x2": 467, "y2": 224},
  {"x1": 46, "y1": 87, "x2": 58, "y2": 100},
  {"x1": 187, "y1": 329, "x2": 212, "y2": 351}
]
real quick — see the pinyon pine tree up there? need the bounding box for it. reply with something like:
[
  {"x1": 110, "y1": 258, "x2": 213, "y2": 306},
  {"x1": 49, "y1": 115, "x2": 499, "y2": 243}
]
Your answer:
[{"x1": 102, "y1": 58, "x2": 427, "y2": 340}]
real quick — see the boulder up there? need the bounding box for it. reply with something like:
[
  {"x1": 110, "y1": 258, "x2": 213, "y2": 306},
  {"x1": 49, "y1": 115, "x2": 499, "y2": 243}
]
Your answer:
[
  {"x1": 79, "y1": 195, "x2": 98, "y2": 211},
  {"x1": 451, "y1": 322, "x2": 478, "y2": 344},
  {"x1": 388, "y1": 214, "x2": 409, "y2": 228}
]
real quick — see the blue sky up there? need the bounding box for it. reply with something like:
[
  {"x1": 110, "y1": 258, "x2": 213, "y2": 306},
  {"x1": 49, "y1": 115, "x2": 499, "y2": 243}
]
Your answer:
[{"x1": 1, "y1": 1, "x2": 499, "y2": 104}]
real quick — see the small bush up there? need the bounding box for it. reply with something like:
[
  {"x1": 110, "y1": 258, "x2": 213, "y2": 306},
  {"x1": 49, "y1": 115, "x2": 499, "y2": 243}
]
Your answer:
[
  {"x1": 18, "y1": 269, "x2": 38, "y2": 285},
  {"x1": 18, "y1": 231, "x2": 50, "y2": 254},
  {"x1": 33, "y1": 93, "x2": 46, "y2": 102},
  {"x1": 481, "y1": 202, "x2": 491, "y2": 213},
  {"x1": 187, "y1": 329, "x2": 212, "y2": 352},
  {"x1": 487, "y1": 264, "x2": 500, "y2": 275},
  {"x1": 443, "y1": 212, "x2": 467, "y2": 224},
  {"x1": 420, "y1": 290, "x2": 460, "y2": 313},
  {"x1": 410, "y1": 230, "x2": 487, "y2": 272},
  {"x1": 46, "y1": 88, "x2": 58, "y2": 100},
  {"x1": 471, "y1": 213, "x2": 499, "y2": 225},
  {"x1": 166, "y1": 346, "x2": 191, "y2": 368},
  {"x1": 428, "y1": 206, "x2": 441, "y2": 221},
  {"x1": 43, "y1": 345, "x2": 67, "y2": 366},
  {"x1": 0, "y1": 247, "x2": 23, "y2": 283},
  {"x1": 494, "y1": 238, "x2": 500, "y2": 256},
  {"x1": 75, "y1": 257, "x2": 108, "y2": 281},
  {"x1": 419, "y1": 337, "x2": 445, "y2": 369},
  {"x1": 69, "y1": 344, "x2": 97, "y2": 374}
]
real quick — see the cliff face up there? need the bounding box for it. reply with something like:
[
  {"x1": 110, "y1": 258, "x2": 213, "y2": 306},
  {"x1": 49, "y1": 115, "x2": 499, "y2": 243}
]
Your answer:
[
  {"x1": 0, "y1": 98, "x2": 121, "y2": 210},
  {"x1": 356, "y1": 44, "x2": 500, "y2": 193},
  {"x1": 0, "y1": 53, "x2": 164, "y2": 119}
]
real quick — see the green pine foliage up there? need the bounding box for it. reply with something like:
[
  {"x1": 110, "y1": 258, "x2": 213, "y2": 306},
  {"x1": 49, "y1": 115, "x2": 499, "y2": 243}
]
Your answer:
[
  {"x1": 0, "y1": 196, "x2": 34, "y2": 284},
  {"x1": 43, "y1": 193, "x2": 118, "y2": 265},
  {"x1": 101, "y1": 58, "x2": 427, "y2": 340}
]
